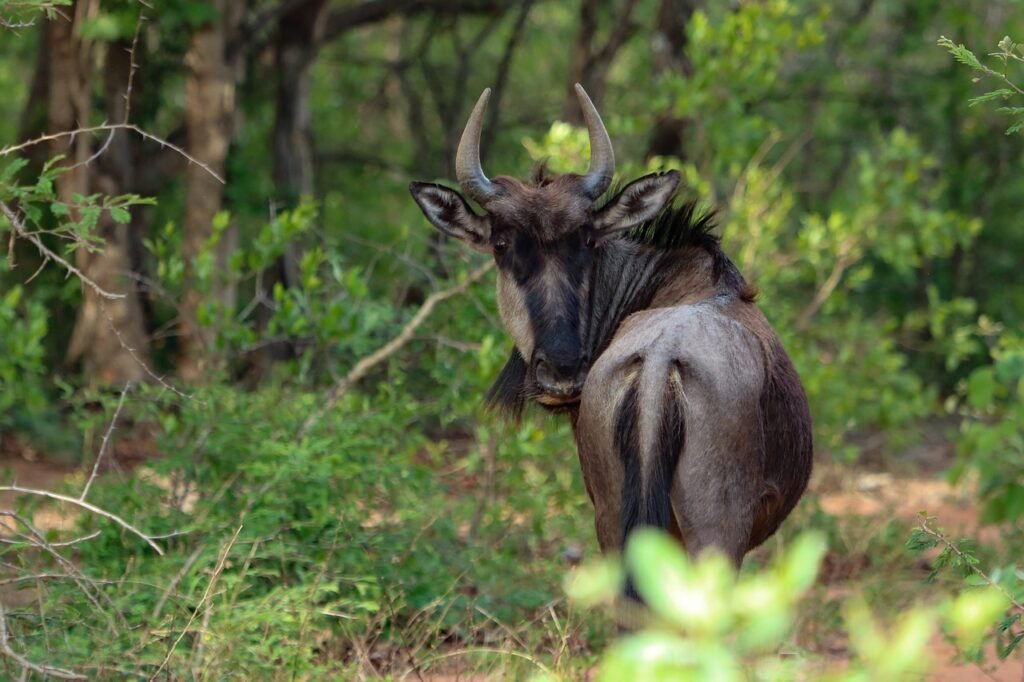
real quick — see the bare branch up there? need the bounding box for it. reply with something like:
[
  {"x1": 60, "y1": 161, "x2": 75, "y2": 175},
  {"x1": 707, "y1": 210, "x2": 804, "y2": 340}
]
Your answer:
[
  {"x1": 152, "y1": 544, "x2": 206, "y2": 620},
  {"x1": 0, "y1": 486, "x2": 164, "y2": 555},
  {"x1": 99, "y1": 302, "x2": 199, "y2": 402},
  {"x1": 67, "y1": 12, "x2": 147, "y2": 173},
  {"x1": 81, "y1": 382, "x2": 130, "y2": 501},
  {"x1": 153, "y1": 525, "x2": 243, "y2": 678},
  {"x1": 298, "y1": 261, "x2": 493, "y2": 437},
  {"x1": 0, "y1": 124, "x2": 225, "y2": 184},
  {"x1": 0, "y1": 512, "x2": 123, "y2": 633},
  {"x1": 0, "y1": 530, "x2": 102, "y2": 548}
]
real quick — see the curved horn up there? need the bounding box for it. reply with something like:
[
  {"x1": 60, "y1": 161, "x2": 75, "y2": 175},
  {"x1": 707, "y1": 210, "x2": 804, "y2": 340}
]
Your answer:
[
  {"x1": 456, "y1": 88, "x2": 499, "y2": 206},
  {"x1": 574, "y1": 83, "x2": 616, "y2": 198}
]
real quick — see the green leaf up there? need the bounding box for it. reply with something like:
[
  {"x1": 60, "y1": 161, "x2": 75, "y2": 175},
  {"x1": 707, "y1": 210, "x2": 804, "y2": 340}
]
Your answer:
[
  {"x1": 967, "y1": 367, "x2": 996, "y2": 409},
  {"x1": 0, "y1": 158, "x2": 28, "y2": 183},
  {"x1": 109, "y1": 206, "x2": 131, "y2": 224},
  {"x1": 937, "y1": 37, "x2": 984, "y2": 70},
  {"x1": 777, "y1": 531, "x2": 827, "y2": 593},
  {"x1": 968, "y1": 89, "x2": 1014, "y2": 106},
  {"x1": 949, "y1": 588, "x2": 1008, "y2": 648},
  {"x1": 1000, "y1": 631, "x2": 1024, "y2": 659},
  {"x1": 564, "y1": 558, "x2": 623, "y2": 608},
  {"x1": 626, "y1": 530, "x2": 733, "y2": 633},
  {"x1": 599, "y1": 633, "x2": 740, "y2": 682}
]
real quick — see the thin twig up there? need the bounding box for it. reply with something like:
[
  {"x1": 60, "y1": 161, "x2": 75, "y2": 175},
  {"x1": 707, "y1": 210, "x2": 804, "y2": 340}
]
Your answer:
[
  {"x1": 99, "y1": 301, "x2": 198, "y2": 402},
  {"x1": 918, "y1": 516, "x2": 1024, "y2": 612},
  {"x1": 81, "y1": 383, "x2": 130, "y2": 501},
  {"x1": 0, "y1": 485, "x2": 164, "y2": 555},
  {"x1": 298, "y1": 261, "x2": 494, "y2": 437},
  {"x1": 795, "y1": 236, "x2": 857, "y2": 331},
  {"x1": 122, "y1": 14, "x2": 144, "y2": 123},
  {"x1": 0, "y1": 512, "x2": 123, "y2": 634},
  {"x1": 0, "y1": 530, "x2": 101, "y2": 548},
  {"x1": 0, "y1": 124, "x2": 225, "y2": 184},
  {"x1": 0, "y1": 200, "x2": 126, "y2": 300},
  {"x1": 68, "y1": 12, "x2": 146, "y2": 173},
  {"x1": 152, "y1": 544, "x2": 206, "y2": 620},
  {"x1": 152, "y1": 524, "x2": 243, "y2": 679},
  {"x1": 0, "y1": 601, "x2": 85, "y2": 680}
]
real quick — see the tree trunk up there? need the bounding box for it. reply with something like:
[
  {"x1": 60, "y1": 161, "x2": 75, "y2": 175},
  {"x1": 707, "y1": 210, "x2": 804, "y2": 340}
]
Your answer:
[
  {"x1": 272, "y1": 0, "x2": 326, "y2": 203},
  {"x1": 66, "y1": 38, "x2": 153, "y2": 385},
  {"x1": 645, "y1": 0, "x2": 699, "y2": 160},
  {"x1": 18, "y1": 20, "x2": 51, "y2": 170},
  {"x1": 247, "y1": 0, "x2": 328, "y2": 382},
  {"x1": 564, "y1": 0, "x2": 602, "y2": 125},
  {"x1": 49, "y1": 1, "x2": 147, "y2": 385},
  {"x1": 563, "y1": 0, "x2": 638, "y2": 125},
  {"x1": 178, "y1": 0, "x2": 245, "y2": 382}
]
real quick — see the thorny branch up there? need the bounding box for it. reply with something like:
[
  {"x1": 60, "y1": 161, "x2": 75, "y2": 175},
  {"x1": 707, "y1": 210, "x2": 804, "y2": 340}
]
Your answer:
[
  {"x1": 917, "y1": 515, "x2": 1024, "y2": 613},
  {"x1": 0, "y1": 15, "x2": 194, "y2": 678},
  {"x1": 0, "y1": 123, "x2": 225, "y2": 184},
  {"x1": 0, "y1": 199, "x2": 127, "y2": 300},
  {"x1": 99, "y1": 301, "x2": 199, "y2": 402},
  {"x1": 69, "y1": 12, "x2": 147, "y2": 173},
  {"x1": 0, "y1": 512, "x2": 124, "y2": 635}
]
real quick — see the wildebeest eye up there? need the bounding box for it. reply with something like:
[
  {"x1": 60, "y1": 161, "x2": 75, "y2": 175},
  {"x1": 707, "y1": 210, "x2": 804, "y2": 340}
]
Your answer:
[{"x1": 493, "y1": 238, "x2": 509, "y2": 253}]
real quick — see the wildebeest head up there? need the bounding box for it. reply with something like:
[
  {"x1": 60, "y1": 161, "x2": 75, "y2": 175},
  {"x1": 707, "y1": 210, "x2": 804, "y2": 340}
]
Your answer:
[{"x1": 410, "y1": 85, "x2": 679, "y2": 405}]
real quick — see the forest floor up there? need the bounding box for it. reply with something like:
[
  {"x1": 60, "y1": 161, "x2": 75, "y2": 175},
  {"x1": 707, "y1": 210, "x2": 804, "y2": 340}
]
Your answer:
[
  {"x1": 1, "y1": 429, "x2": 1022, "y2": 680},
  {"x1": 811, "y1": 468, "x2": 1023, "y2": 681}
]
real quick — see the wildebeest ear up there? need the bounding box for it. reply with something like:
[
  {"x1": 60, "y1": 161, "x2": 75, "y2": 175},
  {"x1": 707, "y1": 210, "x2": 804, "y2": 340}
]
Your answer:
[
  {"x1": 409, "y1": 181, "x2": 491, "y2": 253},
  {"x1": 594, "y1": 170, "x2": 680, "y2": 233}
]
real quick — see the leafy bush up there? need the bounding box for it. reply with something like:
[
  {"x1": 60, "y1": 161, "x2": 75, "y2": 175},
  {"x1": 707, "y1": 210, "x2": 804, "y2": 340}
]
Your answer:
[
  {"x1": 567, "y1": 530, "x2": 1010, "y2": 681},
  {"x1": 951, "y1": 332, "x2": 1024, "y2": 522},
  {"x1": 0, "y1": 275, "x2": 48, "y2": 427}
]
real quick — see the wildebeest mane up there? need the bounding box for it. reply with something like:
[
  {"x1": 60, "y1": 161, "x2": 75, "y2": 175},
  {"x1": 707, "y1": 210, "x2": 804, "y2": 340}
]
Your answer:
[{"x1": 623, "y1": 200, "x2": 718, "y2": 253}]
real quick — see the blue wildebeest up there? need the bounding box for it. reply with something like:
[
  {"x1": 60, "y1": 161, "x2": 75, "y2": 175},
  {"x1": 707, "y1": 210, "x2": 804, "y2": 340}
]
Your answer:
[{"x1": 409, "y1": 85, "x2": 812, "y2": 575}]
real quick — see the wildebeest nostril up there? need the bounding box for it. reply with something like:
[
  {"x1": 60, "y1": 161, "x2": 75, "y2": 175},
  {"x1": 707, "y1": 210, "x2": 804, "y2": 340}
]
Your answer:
[
  {"x1": 534, "y1": 353, "x2": 586, "y2": 397},
  {"x1": 533, "y1": 356, "x2": 558, "y2": 391}
]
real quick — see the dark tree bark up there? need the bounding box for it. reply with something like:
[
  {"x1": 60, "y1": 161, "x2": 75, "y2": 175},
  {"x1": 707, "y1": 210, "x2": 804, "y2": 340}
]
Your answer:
[
  {"x1": 273, "y1": 0, "x2": 327, "y2": 204},
  {"x1": 248, "y1": 0, "x2": 329, "y2": 380},
  {"x1": 17, "y1": 21, "x2": 51, "y2": 170},
  {"x1": 563, "y1": 0, "x2": 639, "y2": 125},
  {"x1": 178, "y1": 0, "x2": 246, "y2": 382},
  {"x1": 66, "y1": 38, "x2": 153, "y2": 384},
  {"x1": 47, "y1": 1, "x2": 147, "y2": 385},
  {"x1": 321, "y1": 0, "x2": 514, "y2": 42},
  {"x1": 645, "y1": 0, "x2": 699, "y2": 160}
]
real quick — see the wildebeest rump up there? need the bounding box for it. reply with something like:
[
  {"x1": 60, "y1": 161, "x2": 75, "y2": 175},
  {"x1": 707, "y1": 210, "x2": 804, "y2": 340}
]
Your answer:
[{"x1": 409, "y1": 84, "x2": 813, "y2": 575}]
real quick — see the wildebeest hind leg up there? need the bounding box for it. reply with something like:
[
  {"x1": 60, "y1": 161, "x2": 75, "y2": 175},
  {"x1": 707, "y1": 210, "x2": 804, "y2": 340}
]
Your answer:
[{"x1": 670, "y1": 419, "x2": 761, "y2": 569}]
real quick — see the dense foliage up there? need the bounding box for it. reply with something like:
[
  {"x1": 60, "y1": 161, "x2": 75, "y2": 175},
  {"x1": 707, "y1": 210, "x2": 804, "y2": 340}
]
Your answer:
[{"x1": 0, "y1": 0, "x2": 1022, "y2": 678}]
